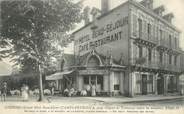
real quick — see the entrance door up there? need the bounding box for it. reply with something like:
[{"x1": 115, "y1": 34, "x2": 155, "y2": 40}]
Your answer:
[
  {"x1": 142, "y1": 75, "x2": 147, "y2": 95},
  {"x1": 157, "y1": 76, "x2": 164, "y2": 95},
  {"x1": 83, "y1": 75, "x2": 103, "y2": 92}
]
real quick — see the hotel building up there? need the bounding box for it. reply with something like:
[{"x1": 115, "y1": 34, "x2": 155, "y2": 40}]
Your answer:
[{"x1": 46, "y1": 0, "x2": 182, "y2": 97}]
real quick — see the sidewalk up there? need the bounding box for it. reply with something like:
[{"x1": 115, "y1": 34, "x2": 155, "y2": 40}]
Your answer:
[{"x1": 84, "y1": 95, "x2": 184, "y2": 103}]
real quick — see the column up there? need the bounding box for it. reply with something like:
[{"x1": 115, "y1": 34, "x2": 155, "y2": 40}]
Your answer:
[
  {"x1": 129, "y1": 72, "x2": 135, "y2": 97},
  {"x1": 120, "y1": 72, "x2": 125, "y2": 95},
  {"x1": 77, "y1": 75, "x2": 83, "y2": 91},
  {"x1": 103, "y1": 74, "x2": 108, "y2": 92},
  {"x1": 109, "y1": 71, "x2": 114, "y2": 96},
  {"x1": 176, "y1": 75, "x2": 180, "y2": 93},
  {"x1": 154, "y1": 74, "x2": 158, "y2": 95},
  {"x1": 164, "y1": 75, "x2": 168, "y2": 96},
  {"x1": 56, "y1": 80, "x2": 59, "y2": 90}
]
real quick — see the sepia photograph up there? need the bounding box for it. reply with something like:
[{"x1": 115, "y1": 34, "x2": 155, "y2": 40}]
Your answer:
[{"x1": 0, "y1": 0, "x2": 184, "y2": 114}]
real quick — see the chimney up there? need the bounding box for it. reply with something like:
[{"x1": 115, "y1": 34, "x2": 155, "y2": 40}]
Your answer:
[
  {"x1": 101, "y1": 0, "x2": 110, "y2": 14},
  {"x1": 83, "y1": 6, "x2": 90, "y2": 25},
  {"x1": 154, "y1": 5, "x2": 165, "y2": 16},
  {"x1": 163, "y1": 13, "x2": 174, "y2": 23},
  {"x1": 91, "y1": 7, "x2": 101, "y2": 21},
  {"x1": 140, "y1": 0, "x2": 153, "y2": 9}
]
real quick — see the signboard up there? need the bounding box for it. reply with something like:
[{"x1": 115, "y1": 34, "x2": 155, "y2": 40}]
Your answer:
[
  {"x1": 79, "y1": 69, "x2": 106, "y2": 75},
  {"x1": 74, "y1": 16, "x2": 128, "y2": 56}
]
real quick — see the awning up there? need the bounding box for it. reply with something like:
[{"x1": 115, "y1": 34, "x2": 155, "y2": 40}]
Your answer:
[{"x1": 46, "y1": 70, "x2": 74, "y2": 80}]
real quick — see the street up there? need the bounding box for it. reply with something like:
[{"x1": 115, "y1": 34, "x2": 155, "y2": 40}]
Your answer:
[{"x1": 1, "y1": 95, "x2": 184, "y2": 106}]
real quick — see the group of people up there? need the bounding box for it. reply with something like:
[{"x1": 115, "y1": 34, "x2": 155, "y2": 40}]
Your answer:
[
  {"x1": 64, "y1": 87, "x2": 76, "y2": 97},
  {"x1": 0, "y1": 82, "x2": 29, "y2": 102},
  {"x1": 86, "y1": 84, "x2": 96, "y2": 97},
  {"x1": 63, "y1": 84, "x2": 96, "y2": 97}
]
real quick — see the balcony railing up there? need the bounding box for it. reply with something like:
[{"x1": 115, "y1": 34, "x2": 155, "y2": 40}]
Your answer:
[
  {"x1": 130, "y1": 57, "x2": 181, "y2": 73},
  {"x1": 136, "y1": 31, "x2": 158, "y2": 44}
]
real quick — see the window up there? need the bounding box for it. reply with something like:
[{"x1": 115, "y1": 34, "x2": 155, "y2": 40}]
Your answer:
[
  {"x1": 169, "y1": 54, "x2": 172, "y2": 64},
  {"x1": 97, "y1": 76, "x2": 103, "y2": 90},
  {"x1": 114, "y1": 85, "x2": 120, "y2": 90},
  {"x1": 148, "y1": 23, "x2": 151, "y2": 38},
  {"x1": 159, "y1": 29, "x2": 163, "y2": 40},
  {"x1": 175, "y1": 37, "x2": 177, "y2": 48},
  {"x1": 159, "y1": 52, "x2": 163, "y2": 63},
  {"x1": 169, "y1": 35, "x2": 172, "y2": 46},
  {"x1": 84, "y1": 76, "x2": 89, "y2": 84},
  {"x1": 147, "y1": 75, "x2": 154, "y2": 93},
  {"x1": 148, "y1": 48, "x2": 152, "y2": 62},
  {"x1": 174, "y1": 56, "x2": 177, "y2": 66},
  {"x1": 139, "y1": 46, "x2": 143, "y2": 58},
  {"x1": 114, "y1": 72, "x2": 120, "y2": 91},
  {"x1": 138, "y1": 19, "x2": 142, "y2": 37}
]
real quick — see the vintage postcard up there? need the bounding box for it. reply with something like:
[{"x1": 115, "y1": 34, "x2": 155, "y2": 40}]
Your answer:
[{"x1": 0, "y1": 0, "x2": 184, "y2": 114}]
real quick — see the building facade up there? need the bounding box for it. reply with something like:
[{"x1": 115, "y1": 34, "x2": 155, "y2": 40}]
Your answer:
[{"x1": 46, "y1": 0, "x2": 182, "y2": 97}]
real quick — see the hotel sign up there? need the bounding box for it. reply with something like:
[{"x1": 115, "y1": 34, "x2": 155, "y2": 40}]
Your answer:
[
  {"x1": 75, "y1": 16, "x2": 128, "y2": 54},
  {"x1": 79, "y1": 69, "x2": 107, "y2": 75}
]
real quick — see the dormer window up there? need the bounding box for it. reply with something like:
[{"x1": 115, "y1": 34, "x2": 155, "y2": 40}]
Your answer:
[
  {"x1": 154, "y1": 5, "x2": 165, "y2": 16},
  {"x1": 163, "y1": 13, "x2": 174, "y2": 23},
  {"x1": 140, "y1": 0, "x2": 153, "y2": 9}
]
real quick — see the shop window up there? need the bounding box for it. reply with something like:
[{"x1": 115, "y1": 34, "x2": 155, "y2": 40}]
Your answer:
[
  {"x1": 97, "y1": 76, "x2": 103, "y2": 90},
  {"x1": 114, "y1": 72, "x2": 120, "y2": 91},
  {"x1": 97, "y1": 76, "x2": 103, "y2": 84},
  {"x1": 114, "y1": 85, "x2": 120, "y2": 90},
  {"x1": 168, "y1": 76, "x2": 177, "y2": 93},
  {"x1": 90, "y1": 76, "x2": 96, "y2": 85},
  {"x1": 84, "y1": 76, "x2": 89, "y2": 84}
]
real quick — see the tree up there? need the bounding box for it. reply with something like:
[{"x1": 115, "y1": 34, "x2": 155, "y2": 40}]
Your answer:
[{"x1": 0, "y1": 0, "x2": 82, "y2": 101}]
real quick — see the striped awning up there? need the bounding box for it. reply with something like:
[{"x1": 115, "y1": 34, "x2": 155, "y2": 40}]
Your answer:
[{"x1": 46, "y1": 70, "x2": 73, "y2": 80}]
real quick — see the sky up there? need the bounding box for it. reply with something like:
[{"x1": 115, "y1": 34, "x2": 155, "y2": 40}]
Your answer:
[{"x1": 1, "y1": 0, "x2": 184, "y2": 75}]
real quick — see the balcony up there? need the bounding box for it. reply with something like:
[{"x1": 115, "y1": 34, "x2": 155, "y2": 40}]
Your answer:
[
  {"x1": 130, "y1": 57, "x2": 181, "y2": 73},
  {"x1": 130, "y1": 57, "x2": 158, "y2": 70},
  {"x1": 134, "y1": 31, "x2": 158, "y2": 48},
  {"x1": 165, "y1": 64, "x2": 181, "y2": 73}
]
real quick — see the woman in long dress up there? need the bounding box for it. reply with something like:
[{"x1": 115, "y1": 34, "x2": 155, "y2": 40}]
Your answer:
[
  {"x1": 21, "y1": 84, "x2": 29, "y2": 101},
  {"x1": 91, "y1": 84, "x2": 96, "y2": 97},
  {"x1": 1, "y1": 82, "x2": 7, "y2": 101}
]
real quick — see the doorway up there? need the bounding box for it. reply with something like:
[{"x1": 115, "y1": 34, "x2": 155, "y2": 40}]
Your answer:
[
  {"x1": 83, "y1": 75, "x2": 103, "y2": 92},
  {"x1": 157, "y1": 75, "x2": 164, "y2": 95},
  {"x1": 142, "y1": 74, "x2": 147, "y2": 95}
]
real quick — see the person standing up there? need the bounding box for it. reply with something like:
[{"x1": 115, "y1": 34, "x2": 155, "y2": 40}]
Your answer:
[
  {"x1": 91, "y1": 84, "x2": 96, "y2": 97},
  {"x1": 21, "y1": 84, "x2": 29, "y2": 101},
  {"x1": 1, "y1": 82, "x2": 8, "y2": 101},
  {"x1": 86, "y1": 84, "x2": 91, "y2": 96}
]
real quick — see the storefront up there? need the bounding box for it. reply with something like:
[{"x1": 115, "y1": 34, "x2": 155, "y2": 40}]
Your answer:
[{"x1": 133, "y1": 72, "x2": 155, "y2": 95}]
